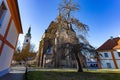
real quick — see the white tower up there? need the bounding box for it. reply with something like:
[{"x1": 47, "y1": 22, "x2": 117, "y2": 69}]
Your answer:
[{"x1": 23, "y1": 27, "x2": 31, "y2": 48}]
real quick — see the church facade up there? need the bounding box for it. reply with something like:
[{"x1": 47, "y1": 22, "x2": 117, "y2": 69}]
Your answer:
[
  {"x1": 37, "y1": 14, "x2": 86, "y2": 68},
  {"x1": 0, "y1": 0, "x2": 22, "y2": 76},
  {"x1": 37, "y1": 21, "x2": 77, "y2": 68}
]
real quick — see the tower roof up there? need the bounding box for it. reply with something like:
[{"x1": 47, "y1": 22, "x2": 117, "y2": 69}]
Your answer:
[{"x1": 26, "y1": 27, "x2": 31, "y2": 37}]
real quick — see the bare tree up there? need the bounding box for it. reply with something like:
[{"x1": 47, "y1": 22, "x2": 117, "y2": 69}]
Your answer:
[
  {"x1": 59, "y1": 0, "x2": 88, "y2": 33},
  {"x1": 13, "y1": 41, "x2": 22, "y2": 63},
  {"x1": 58, "y1": 0, "x2": 89, "y2": 72},
  {"x1": 13, "y1": 43, "x2": 36, "y2": 66}
]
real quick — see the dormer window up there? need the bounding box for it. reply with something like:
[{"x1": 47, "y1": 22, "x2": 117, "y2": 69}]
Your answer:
[{"x1": 0, "y1": 1, "x2": 7, "y2": 27}]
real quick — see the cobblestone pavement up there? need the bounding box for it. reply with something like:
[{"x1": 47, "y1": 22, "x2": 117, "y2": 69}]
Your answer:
[{"x1": 0, "y1": 66, "x2": 25, "y2": 80}]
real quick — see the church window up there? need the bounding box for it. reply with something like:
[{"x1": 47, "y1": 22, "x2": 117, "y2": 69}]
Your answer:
[
  {"x1": 47, "y1": 48, "x2": 51, "y2": 54},
  {"x1": 0, "y1": 1, "x2": 7, "y2": 27},
  {"x1": 46, "y1": 45, "x2": 52, "y2": 54}
]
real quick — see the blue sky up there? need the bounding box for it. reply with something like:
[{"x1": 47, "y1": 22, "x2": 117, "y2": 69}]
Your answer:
[{"x1": 18, "y1": 0, "x2": 120, "y2": 50}]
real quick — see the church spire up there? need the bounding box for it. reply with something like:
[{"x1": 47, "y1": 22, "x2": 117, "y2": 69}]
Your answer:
[
  {"x1": 23, "y1": 26, "x2": 31, "y2": 48},
  {"x1": 26, "y1": 26, "x2": 31, "y2": 38}
]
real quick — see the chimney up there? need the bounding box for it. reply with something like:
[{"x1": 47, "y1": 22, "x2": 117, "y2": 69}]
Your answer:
[{"x1": 110, "y1": 36, "x2": 113, "y2": 40}]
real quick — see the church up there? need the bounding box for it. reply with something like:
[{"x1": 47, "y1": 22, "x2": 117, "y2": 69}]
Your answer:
[
  {"x1": 37, "y1": 15, "x2": 86, "y2": 68},
  {"x1": 0, "y1": 0, "x2": 22, "y2": 76},
  {"x1": 23, "y1": 27, "x2": 31, "y2": 48}
]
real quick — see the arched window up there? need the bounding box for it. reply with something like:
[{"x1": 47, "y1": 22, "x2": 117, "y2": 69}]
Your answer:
[{"x1": 46, "y1": 44, "x2": 52, "y2": 54}]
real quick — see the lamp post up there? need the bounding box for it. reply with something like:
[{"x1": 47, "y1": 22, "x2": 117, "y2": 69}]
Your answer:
[{"x1": 25, "y1": 57, "x2": 29, "y2": 80}]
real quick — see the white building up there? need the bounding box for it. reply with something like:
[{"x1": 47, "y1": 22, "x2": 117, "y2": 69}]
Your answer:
[
  {"x1": 81, "y1": 44, "x2": 98, "y2": 69},
  {"x1": 97, "y1": 37, "x2": 120, "y2": 69},
  {"x1": 0, "y1": 0, "x2": 22, "y2": 76}
]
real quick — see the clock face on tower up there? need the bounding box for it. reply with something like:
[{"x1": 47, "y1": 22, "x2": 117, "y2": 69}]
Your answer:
[{"x1": 26, "y1": 39, "x2": 28, "y2": 42}]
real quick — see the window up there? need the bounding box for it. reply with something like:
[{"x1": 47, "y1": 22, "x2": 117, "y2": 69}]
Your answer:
[
  {"x1": 46, "y1": 48, "x2": 51, "y2": 54},
  {"x1": 0, "y1": 2, "x2": 7, "y2": 27},
  {"x1": 118, "y1": 52, "x2": 120, "y2": 57},
  {"x1": 106, "y1": 63, "x2": 111, "y2": 68},
  {"x1": 46, "y1": 45, "x2": 53, "y2": 54},
  {"x1": 26, "y1": 39, "x2": 28, "y2": 42},
  {"x1": 104, "y1": 53, "x2": 108, "y2": 57}
]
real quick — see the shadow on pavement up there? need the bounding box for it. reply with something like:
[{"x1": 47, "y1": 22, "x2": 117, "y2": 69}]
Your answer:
[{"x1": 0, "y1": 73, "x2": 24, "y2": 80}]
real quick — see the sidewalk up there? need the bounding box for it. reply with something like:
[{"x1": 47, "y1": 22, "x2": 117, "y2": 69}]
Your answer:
[{"x1": 0, "y1": 66, "x2": 25, "y2": 80}]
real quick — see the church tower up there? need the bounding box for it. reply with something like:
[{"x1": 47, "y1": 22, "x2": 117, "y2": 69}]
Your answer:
[{"x1": 23, "y1": 27, "x2": 31, "y2": 48}]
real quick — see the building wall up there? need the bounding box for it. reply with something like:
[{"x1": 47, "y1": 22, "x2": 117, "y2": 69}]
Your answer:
[
  {"x1": 82, "y1": 51, "x2": 98, "y2": 68},
  {"x1": 113, "y1": 51, "x2": 120, "y2": 59},
  {"x1": 0, "y1": 44, "x2": 13, "y2": 71},
  {"x1": 0, "y1": 0, "x2": 20, "y2": 76},
  {"x1": 100, "y1": 59, "x2": 115, "y2": 68},
  {"x1": 6, "y1": 20, "x2": 18, "y2": 46},
  {"x1": 116, "y1": 60, "x2": 120, "y2": 68},
  {"x1": 99, "y1": 51, "x2": 112, "y2": 59},
  {"x1": 114, "y1": 51, "x2": 120, "y2": 68},
  {"x1": 98, "y1": 51, "x2": 120, "y2": 69},
  {"x1": 86, "y1": 58, "x2": 98, "y2": 68},
  {"x1": 0, "y1": 0, "x2": 11, "y2": 36}
]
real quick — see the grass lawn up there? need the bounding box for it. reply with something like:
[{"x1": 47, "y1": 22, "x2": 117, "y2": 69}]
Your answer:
[{"x1": 27, "y1": 69, "x2": 120, "y2": 80}]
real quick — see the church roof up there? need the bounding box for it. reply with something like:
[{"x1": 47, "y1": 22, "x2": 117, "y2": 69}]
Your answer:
[{"x1": 97, "y1": 37, "x2": 120, "y2": 51}]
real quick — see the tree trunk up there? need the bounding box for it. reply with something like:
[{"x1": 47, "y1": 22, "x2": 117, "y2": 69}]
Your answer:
[
  {"x1": 75, "y1": 52, "x2": 83, "y2": 72},
  {"x1": 74, "y1": 44, "x2": 83, "y2": 72}
]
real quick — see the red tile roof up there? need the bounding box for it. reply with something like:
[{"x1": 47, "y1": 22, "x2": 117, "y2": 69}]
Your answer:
[
  {"x1": 114, "y1": 39, "x2": 120, "y2": 49},
  {"x1": 97, "y1": 37, "x2": 120, "y2": 51}
]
